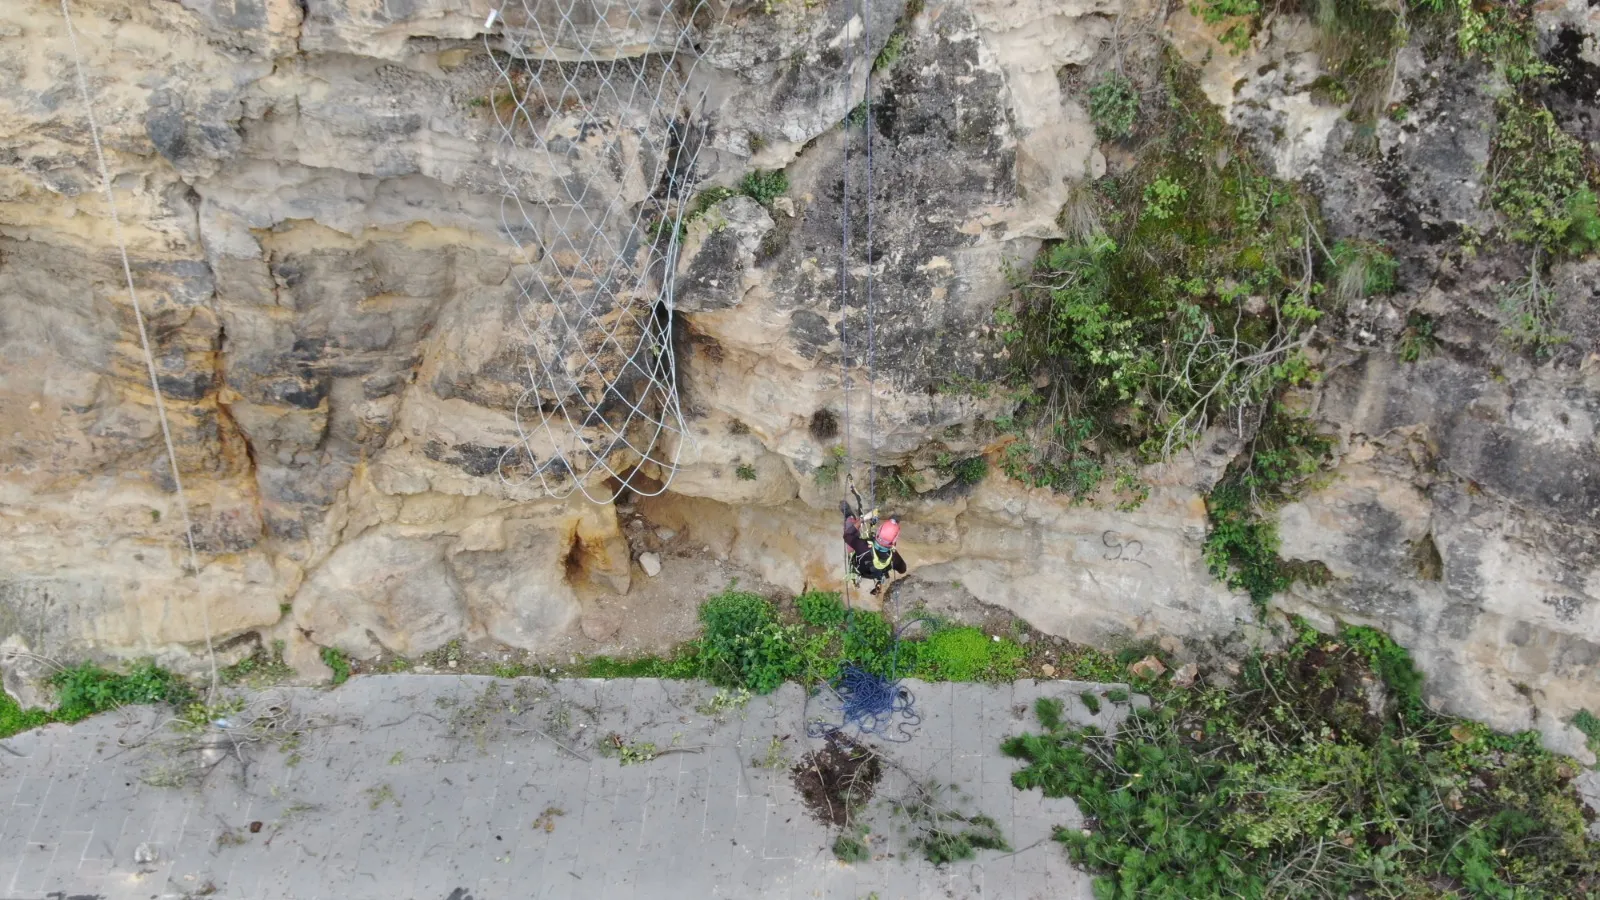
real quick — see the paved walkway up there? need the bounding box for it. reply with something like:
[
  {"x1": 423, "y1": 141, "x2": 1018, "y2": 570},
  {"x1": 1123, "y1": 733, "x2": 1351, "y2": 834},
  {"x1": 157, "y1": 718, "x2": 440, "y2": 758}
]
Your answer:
[{"x1": 0, "y1": 676, "x2": 1137, "y2": 900}]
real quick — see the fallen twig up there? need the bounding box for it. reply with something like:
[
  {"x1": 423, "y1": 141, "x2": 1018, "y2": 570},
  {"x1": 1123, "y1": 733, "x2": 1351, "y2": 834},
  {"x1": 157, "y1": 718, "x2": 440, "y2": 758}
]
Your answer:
[{"x1": 512, "y1": 727, "x2": 591, "y2": 762}]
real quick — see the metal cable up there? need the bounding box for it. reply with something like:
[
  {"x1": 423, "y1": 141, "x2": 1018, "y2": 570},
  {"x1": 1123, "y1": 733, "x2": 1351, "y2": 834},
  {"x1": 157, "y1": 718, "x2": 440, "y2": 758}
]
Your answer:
[
  {"x1": 862, "y1": 0, "x2": 878, "y2": 509},
  {"x1": 59, "y1": 0, "x2": 218, "y2": 702},
  {"x1": 837, "y1": 0, "x2": 855, "y2": 498}
]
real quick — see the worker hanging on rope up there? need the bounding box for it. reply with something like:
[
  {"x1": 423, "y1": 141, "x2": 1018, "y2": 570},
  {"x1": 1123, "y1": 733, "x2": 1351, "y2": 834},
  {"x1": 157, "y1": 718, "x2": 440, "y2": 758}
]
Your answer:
[{"x1": 839, "y1": 478, "x2": 907, "y2": 596}]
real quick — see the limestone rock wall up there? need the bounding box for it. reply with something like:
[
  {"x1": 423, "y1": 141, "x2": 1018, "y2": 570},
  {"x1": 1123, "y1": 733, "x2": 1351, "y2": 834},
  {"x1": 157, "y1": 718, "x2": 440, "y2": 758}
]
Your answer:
[{"x1": 2, "y1": 0, "x2": 1598, "y2": 757}]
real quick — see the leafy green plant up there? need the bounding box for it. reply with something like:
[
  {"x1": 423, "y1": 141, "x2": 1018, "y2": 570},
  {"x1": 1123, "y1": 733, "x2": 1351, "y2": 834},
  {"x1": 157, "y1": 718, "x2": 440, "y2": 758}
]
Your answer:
[
  {"x1": 1328, "y1": 239, "x2": 1398, "y2": 303},
  {"x1": 834, "y1": 829, "x2": 872, "y2": 863},
  {"x1": 1572, "y1": 709, "x2": 1600, "y2": 758},
  {"x1": 1112, "y1": 467, "x2": 1150, "y2": 511},
  {"x1": 1205, "y1": 483, "x2": 1294, "y2": 607},
  {"x1": 696, "y1": 588, "x2": 801, "y2": 694},
  {"x1": 956, "y1": 457, "x2": 990, "y2": 486},
  {"x1": 221, "y1": 640, "x2": 294, "y2": 686},
  {"x1": 918, "y1": 816, "x2": 1010, "y2": 864},
  {"x1": 1079, "y1": 691, "x2": 1102, "y2": 715},
  {"x1": 739, "y1": 169, "x2": 789, "y2": 208},
  {"x1": 1191, "y1": 0, "x2": 1260, "y2": 22},
  {"x1": 1190, "y1": 0, "x2": 1261, "y2": 51},
  {"x1": 1057, "y1": 646, "x2": 1125, "y2": 682},
  {"x1": 1036, "y1": 697, "x2": 1066, "y2": 730},
  {"x1": 880, "y1": 468, "x2": 919, "y2": 499},
  {"x1": 1088, "y1": 72, "x2": 1139, "y2": 141},
  {"x1": 1235, "y1": 408, "x2": 1335, "y2": 502},
  {"x1": 1001, "y1": 57, "x2": 1324, "y2": 488},
  {"x1": 936, "y1": 454, "x2": 989, "y2": 486},
  {"x1": 996, "y1": 403, "x2": 1108, "y2": 497},
  {"x1": 696, "y1": 688, "x2": 753, "y2": 718},
  {"x1": 1203, "y1": 408, "x2": 1335, "y2": 609},
  {"x1": 735, "y1": 463, "x2": 758, "y2": 481},
  {"x1": 579, "y1": 653, "x2": 698, "y2": 679},
  {"x1": 577, "y1": 588, "x2": 1117, "y2": 698},
  {"x1": 0, "y1": 692, "x2": 52, "y2": 739},
  {"x1": 814, "y1": 445, "x2": 848, "y2": 486},
  {"x1": 690, "y1": 185, "x2": 736, "y2": 219},
  {"x1": 49, "y1": 660, "x2": 194, "y2": 723},
  {"x1": 1141, "y1": 177, "x2": 1188, "y2": 221},
  {"x1": 798, "y1": 591, "x2": 849, "y2": 628},
  {"x1": 1004, "y1": 623, "x2": 1600, "y2": 899},
  {"x1": 1488, "y1": 104, "x2": 1597, "y2": 358},
  {"x1": 615, "y1": 737, "x2": 658, "y2": 765},
  {"x1": 874, "y1": 29, "x2": 908, "y2": 73},
  {"x1": 1397, "y1": 310, "x2": 1438, "y2": 362},
  {"x1": 320, "y1": 647, "x2": 352, "y2": 685},
  {"x1": 1492, "y1": 100, "x2": 1597, "y2": 253},
  {"x1": 841, "y1": 609, "x2": 898, "y2": 680},
  {"x1": 910, "y1": 627, "x2": 1025, "y2": 681},
  {"x1": 1436, "y1": 0, "x2": 1549, "y2": 81},
  {"x1": 1564, "y1": 188, "x2": 1600, "y2": 257}
]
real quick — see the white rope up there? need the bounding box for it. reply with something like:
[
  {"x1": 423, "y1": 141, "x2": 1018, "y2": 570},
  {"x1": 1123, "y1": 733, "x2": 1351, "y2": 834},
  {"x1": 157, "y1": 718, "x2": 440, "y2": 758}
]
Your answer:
[
  {"x1": 484, "y1": 0, "x2": 723, "y2": 504},
  {"x1": 59, "y1": 0, "x2": 219, "y2": 701}
]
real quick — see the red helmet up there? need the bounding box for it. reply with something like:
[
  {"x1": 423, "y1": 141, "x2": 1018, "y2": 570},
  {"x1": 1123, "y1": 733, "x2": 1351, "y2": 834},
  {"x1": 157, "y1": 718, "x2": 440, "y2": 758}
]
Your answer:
[{"x1": 874, "y1": 519, "x2": 900, "y2": 548}]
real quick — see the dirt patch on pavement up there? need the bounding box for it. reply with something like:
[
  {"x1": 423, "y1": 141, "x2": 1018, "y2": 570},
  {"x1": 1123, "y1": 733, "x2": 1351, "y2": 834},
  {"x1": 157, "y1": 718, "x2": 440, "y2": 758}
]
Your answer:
[{"x1": 792, "y1": 734, "x2": 883, "y2": 827}]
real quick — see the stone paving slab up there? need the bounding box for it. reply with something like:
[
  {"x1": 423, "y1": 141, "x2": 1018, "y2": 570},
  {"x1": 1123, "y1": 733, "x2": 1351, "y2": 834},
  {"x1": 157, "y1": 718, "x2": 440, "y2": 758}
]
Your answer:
[{"x1": 0, "y1": 676, "x2": 1143, "y2": 900}]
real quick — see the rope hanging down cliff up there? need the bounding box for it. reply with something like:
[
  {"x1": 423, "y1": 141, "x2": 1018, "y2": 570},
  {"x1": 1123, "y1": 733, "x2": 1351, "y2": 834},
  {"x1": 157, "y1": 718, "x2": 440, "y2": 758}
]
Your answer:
[
  {"x1": 812, "y1": 0, "x2": 921, "y2": 745},
  {"x1": 59, "y1": 0, "x2": 218, "y2": 702}
]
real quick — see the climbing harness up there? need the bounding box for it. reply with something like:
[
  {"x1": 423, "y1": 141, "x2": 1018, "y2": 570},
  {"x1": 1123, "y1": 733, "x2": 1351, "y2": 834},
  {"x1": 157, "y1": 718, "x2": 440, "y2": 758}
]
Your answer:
[
  {"x1": 59, "y1": 0, "x2": 218, "y2": 701},
  {"x1": 841, "y1": 476, "x2": 883, "y2": 589}
]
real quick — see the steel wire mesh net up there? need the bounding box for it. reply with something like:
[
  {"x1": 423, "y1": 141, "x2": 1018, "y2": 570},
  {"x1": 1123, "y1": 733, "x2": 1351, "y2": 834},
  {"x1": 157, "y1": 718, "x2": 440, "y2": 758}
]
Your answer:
[{"x1": 484, "y1": 0, "x2": 719, "y2": 503}]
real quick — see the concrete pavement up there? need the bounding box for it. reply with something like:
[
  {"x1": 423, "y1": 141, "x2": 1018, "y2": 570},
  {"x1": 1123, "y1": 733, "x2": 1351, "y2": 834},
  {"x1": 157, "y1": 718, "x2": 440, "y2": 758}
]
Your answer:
[{"x1": 0, "y1": 675, "x2": 1137, "y2": 900}]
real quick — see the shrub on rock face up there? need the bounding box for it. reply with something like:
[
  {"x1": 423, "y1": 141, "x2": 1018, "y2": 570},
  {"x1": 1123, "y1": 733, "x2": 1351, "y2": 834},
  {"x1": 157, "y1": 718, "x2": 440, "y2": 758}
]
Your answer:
[
  {"x1": 999, "y1": 56, "x2": 1323, "y2": 493},
  {"x1": 1491, "y1": 99, "x2": 1598, "y2": 255},
  {"x1": 739, "y1": 169, "x2": 789, "y2": 208},
  {"x1": 1088, "y1": 72, "x2": 1139, "y2": 141}
]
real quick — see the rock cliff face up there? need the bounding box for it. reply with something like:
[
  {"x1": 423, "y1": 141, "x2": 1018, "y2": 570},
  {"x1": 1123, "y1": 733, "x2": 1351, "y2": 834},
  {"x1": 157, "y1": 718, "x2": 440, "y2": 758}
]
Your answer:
[{"x1": 2, "y1": 0, "x2": 1597, "y2": 756}]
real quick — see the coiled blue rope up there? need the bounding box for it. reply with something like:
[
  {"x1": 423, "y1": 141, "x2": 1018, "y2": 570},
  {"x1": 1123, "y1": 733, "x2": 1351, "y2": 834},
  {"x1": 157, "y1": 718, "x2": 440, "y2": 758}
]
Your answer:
[{"x1": 805, "y1": 608, "x2": 933, "y2": 743}]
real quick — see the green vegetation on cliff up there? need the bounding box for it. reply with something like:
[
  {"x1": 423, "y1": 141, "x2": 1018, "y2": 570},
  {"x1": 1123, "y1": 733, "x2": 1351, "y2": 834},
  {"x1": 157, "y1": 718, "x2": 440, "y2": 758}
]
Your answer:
[
  {"x1": 622, "y1": 588, "x2": 1028, "y2": 693},
  {"x1": 1005, "y1": 621, "x2": 1600, "y2": 898},
  {"x1": 1, "y1": 660, "x2": 195, "y2": 739},
  {"x1": 996, "y1": 55, "x2": 1328, "y2": 502}
]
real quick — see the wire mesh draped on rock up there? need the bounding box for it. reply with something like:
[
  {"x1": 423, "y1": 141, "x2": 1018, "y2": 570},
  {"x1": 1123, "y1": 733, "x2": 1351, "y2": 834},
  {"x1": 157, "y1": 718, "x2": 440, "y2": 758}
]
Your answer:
[{"x1": 485, "y1": 0, "x2": 720, "y2": 503}]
